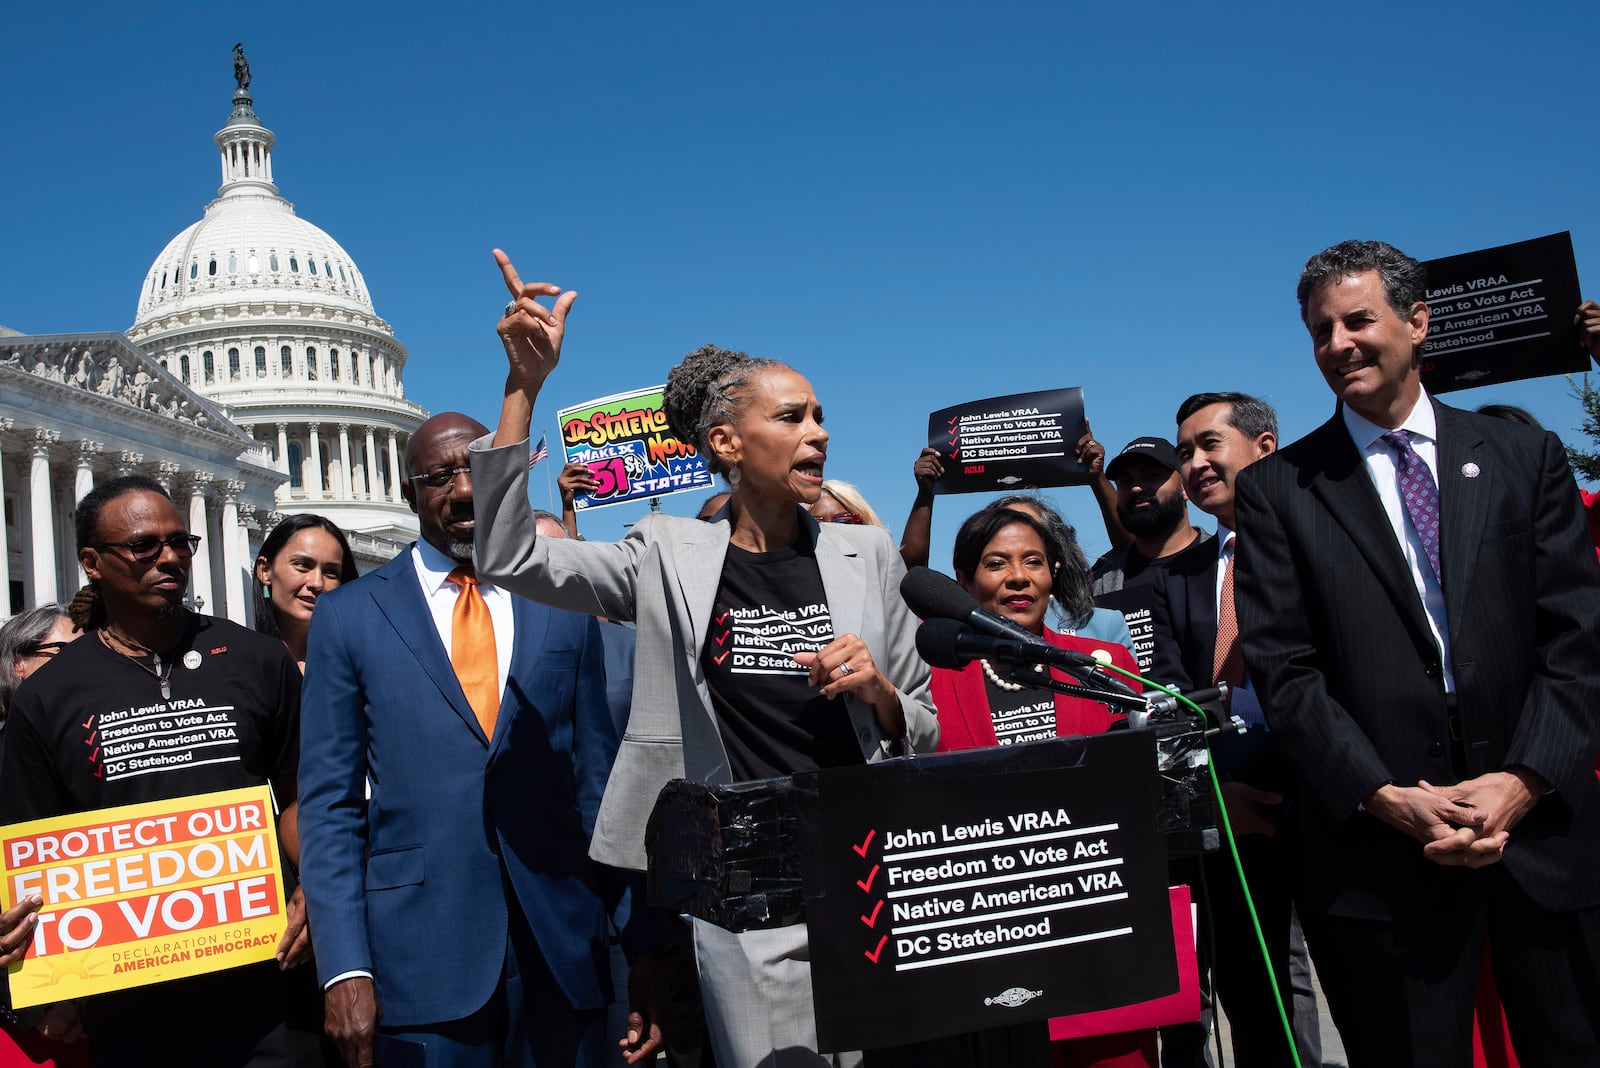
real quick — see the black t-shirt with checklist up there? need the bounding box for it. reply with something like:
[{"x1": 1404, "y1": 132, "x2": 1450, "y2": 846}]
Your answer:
[
  {"x1": 701, "y1": 541, "x2": 864, "y2": 782},
  {"x1": 0, "y1": 614, "x2": 301, "y2": 1054}
]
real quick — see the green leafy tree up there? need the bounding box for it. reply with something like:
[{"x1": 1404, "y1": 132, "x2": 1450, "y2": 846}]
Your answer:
[{"x1": 1567, "y1": 374, "x2": 1600, "y2": 483}]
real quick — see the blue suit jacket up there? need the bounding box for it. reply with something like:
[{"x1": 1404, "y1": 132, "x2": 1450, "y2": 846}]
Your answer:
[{"x1": 297, "y1": 546, "x2": 625, "y2": 1027}]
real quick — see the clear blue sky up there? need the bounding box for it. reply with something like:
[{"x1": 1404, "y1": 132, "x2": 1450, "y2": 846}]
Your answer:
[{"x1": 4, "y1": 1, "x2": 1598, "y2": 558}]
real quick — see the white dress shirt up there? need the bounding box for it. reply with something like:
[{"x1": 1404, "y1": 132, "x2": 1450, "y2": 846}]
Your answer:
[
  {"x1": 1212, "y1": 523, "x2": 1263, "y2": 725},
  {"x1": 1342, "y1": 390, "x2": 1454, "y2": 693}
]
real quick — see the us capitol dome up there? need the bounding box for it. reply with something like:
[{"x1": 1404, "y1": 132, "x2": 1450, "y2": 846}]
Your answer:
[{"x1": 127, "y1": 63, "x2": 427, "y2": 563}]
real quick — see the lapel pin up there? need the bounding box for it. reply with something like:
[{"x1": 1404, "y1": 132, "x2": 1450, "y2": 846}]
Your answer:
[
  {"x1": 1461, "y1": 462, "x2": 1480, "y2": 479},
  {"x1": 183, "y1": 650, "x2": 203, "y2": 669}
]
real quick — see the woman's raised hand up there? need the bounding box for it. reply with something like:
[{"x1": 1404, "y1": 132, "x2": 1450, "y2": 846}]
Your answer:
[{"x1": 494, "y1": 248, "x2": 577, "y2": 393}]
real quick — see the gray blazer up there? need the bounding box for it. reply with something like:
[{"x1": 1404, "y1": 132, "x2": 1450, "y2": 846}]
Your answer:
[{"x1": 470, "y1": 436, "x2": 939, "y2": 871}]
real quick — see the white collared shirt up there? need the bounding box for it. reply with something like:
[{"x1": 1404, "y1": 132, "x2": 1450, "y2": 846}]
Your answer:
[
  {"x1": 410, "y1": 538, "x2": 515, "y2": 700},
  {"x1": 1342, "y1": 390, "x2": 1454, "y2": 693}
]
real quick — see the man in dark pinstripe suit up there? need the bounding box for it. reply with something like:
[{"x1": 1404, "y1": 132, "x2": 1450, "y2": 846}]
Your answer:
[{"x1": 1234, "y1": 240, "x2": 1600, "y2": 1066}]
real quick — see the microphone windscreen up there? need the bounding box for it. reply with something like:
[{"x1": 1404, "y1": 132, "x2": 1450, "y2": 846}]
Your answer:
[
  {"x1": 900, "y1": 566, "x2": 979, "y2": 623},
  {"x1": 915, "y1": 618, "x2": 972, "y2": 670}
]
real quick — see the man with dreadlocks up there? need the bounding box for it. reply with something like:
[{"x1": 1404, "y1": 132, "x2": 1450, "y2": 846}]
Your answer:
[{"x1": 0, "y1": 474, "x2": 317, "y2": 1066}]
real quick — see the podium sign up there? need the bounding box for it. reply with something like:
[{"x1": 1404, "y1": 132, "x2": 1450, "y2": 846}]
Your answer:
[{"x1": 798, "y1": 732, "x2": 1176, "y2": 1052}]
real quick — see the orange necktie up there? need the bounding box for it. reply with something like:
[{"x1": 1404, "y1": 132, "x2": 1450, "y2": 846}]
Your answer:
[
  {"x1": 447, "y1": 566, "x2": 500, "y2": 737},
  {"x1": 1212, "y1": 534, "x2": 1245, "y2": 692}
]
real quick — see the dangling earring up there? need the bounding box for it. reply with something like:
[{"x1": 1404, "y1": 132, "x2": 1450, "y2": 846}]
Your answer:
[
  {"x1": 727, "y1": 466, "x2": 741, "y2": 490},
  {"x1": 263, "y1": 582, "x2": 272, "y2": 600}
]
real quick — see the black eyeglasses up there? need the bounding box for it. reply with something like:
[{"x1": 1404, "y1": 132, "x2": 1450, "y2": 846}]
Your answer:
[
  {"x1": 93, "y1": 534, "x2": 202, "y2": 562},
  {"x1": 20, "y1": 640, "x2": 69, "y2": 658},
  {"x1": 409, "y1": 465, "x2": 472, "y2": 490}
]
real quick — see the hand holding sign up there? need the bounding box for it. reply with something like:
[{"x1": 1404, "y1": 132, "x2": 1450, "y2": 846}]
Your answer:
[
  {"x1": 558, "y1": 462, "x2": 598, "y2": 507},
  {"x1": 1579, "y1": 300, "x2": 1600, "y2": 363},
  {"x1": 494, "y1": 248, "x2": 577, "y2": 395},
  {"x1": 0, "y1": 891, "x2": 43, "y2": 966}
]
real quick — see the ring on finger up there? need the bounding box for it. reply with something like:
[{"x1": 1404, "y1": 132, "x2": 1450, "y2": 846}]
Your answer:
[
  {"x1": 834, "y1": 661, "x2": 854, "y2": 676},
  {"x1": 504, "y1": 300, "x2": 517, "y2": 317}
]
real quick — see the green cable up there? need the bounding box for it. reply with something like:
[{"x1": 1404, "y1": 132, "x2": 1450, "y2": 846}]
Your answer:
[{"x1": 1096, "y1": 663, "x2": 1303, "y2": 1068}]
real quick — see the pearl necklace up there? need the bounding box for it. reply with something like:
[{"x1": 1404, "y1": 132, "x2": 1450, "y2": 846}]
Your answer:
[{"x1": 981, "y1": 658, "x2": 1046, "y2": 692}]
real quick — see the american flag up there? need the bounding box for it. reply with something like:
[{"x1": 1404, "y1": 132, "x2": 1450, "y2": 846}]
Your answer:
[{"x1": 528, "y1": 434, "x2": 549, "y2": 469}]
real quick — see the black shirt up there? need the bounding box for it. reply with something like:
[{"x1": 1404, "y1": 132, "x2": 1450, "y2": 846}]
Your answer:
[
  {"x1": 0, "y1": 614, "x2": 301, "y2": 1054},
  {"x1": 701, "y1": 542, "x2": 864, "y2": 782}
]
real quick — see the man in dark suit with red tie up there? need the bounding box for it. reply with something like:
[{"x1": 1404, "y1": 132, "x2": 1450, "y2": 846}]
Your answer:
[
  {"x1": 1235, "y1": 240, "x2": 1600, "y2": 1065},
  {"x1": 1149, "y1": 393, "x2": 1320, "y2": 1068}
]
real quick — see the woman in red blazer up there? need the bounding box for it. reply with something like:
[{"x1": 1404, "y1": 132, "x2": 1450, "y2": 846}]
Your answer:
[{"x1": 931, "y1": 505, "x2": 1153, "y2": 1068}]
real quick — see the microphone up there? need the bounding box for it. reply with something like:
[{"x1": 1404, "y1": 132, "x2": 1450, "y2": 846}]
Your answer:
[
  {"x1": 901, "y1": 568, "x2": 1142, "y2": 696},
  {"x1": 915, "y1": 619, "x2": 1146, "y2": 710},
  {"x1": 915, "y1": 618, "x2": 1044, "y2": 671},
  {"x1": 900, "y1": 567, "x2": 1063, "y2": 648}
]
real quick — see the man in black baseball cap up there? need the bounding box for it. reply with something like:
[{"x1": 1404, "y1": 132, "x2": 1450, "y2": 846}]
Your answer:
[{"x1": 1092, "y1": 435, "x2": 1208, "y2": 598}]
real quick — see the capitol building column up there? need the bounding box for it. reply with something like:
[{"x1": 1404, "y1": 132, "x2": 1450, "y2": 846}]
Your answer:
[
  {"x1": 0, "y1": 420, "x2": 13, "y2": 610},
  {"x1": 307, "y1": 423, "x2": 325, "y2": 499},
  {"x1": 364, "y1": 426, "x2": 380, "y2": 500},
  {"x1": 337, "y1": 423, "x2": 353, "y2": 499},
  {"x1": 386, "y1": 430, "x2": 403, "y2": 503},
  {"x1": 275, "y1": 423, "x2": 291, "y2": 478},
  {"x1": 73, "y1": 441, "x2": 103, "y2": 587},
  {"x1": 153, "y1": 461, "x2": 180, "y2": 495},
  {"x1": 187, "y1": 473, "x2": 215, "y2": 613},
  {"x1": 113, "y1": 451, "x2": 144, "y2": 477},
  {"x1": 220, "y1": 480, "x2": 247, "y2": 624},
  {"x1": 28, "y1": 430, "x2": 60, "y2": 606}
]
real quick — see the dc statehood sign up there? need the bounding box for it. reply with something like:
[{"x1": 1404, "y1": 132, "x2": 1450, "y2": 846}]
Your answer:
[
  {"x1": 1, "y1": 786, "x2": 286, "y2": 1007},
  {"x1": 799, "y1": 732, "x2": 1176, "y2": 1051},
  {"x1": 927, "y1": 387, "x2": 1090, "y2": 494},
  {"x1": 556, "y1": 385, "x2": 713, "y2": 510},
  {"x1": 1419, "y1": 232, "x2": 1587, "y2": 393}
]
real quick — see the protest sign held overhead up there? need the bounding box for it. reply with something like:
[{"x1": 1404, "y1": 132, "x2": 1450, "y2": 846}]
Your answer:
[
  {"x1": 1419, "y1": 232, "x2": 1587, "y2": 393},
  {"x1": 557, "y1": 385, "x2": 714, "y2": 510},
  {"x1": 927, "y1": 387, "x2": 1090, "y2": 494},
  {"x1": 1, "y1": 786, "x2": 286, "y2": 1007}
]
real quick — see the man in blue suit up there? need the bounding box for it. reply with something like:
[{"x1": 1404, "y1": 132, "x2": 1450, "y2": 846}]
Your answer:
[{"x1": 298, "y1": 412, "x2": 649, "y2": 1068}]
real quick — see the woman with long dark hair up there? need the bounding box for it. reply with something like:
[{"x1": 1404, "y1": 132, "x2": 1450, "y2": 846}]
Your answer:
[{"x1": 253, "y1": 514, "x2": 359, "y2": 670}]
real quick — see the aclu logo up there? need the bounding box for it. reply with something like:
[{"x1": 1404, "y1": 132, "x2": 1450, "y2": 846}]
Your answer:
[{"x1": 984, "y1": 987, "x2": 1044, "y2": 1008}]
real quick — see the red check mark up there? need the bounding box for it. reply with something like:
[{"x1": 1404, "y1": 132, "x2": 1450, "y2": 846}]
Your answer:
[
  {"x1": 716, "y1": 630, "x2": 732, "y2": 645},
  {"x1": 951, "y1": 449, "x2": 961, "y2": 459},
  {"x1": 715, "y1": 611, "x2": 729, "y2": 624},
  {"x1": 856, "y1": 864, "x2": 880, "y2": 892},
  {"x1": 947, "y1": 416, "x2": 959, "y2": 426},
  {"x1": 713, "y1": 650, "x2": 731, "y2": 666},
  {"x1": 851, "y1": 829, "x2": 875, "y2": 857},
  {"x1": 89, "y1": 747, "x2": 99, "y2": 763},
  {"x1": 860, "y1": 900, "x2": 883, "y2": 928},
  {"x1": 948, "y1": 433, "x2": 959, "y2": 445},
  {"x1": 81, "y1": 715, "x2": 95, "y2": 729},
  {"x1": 864, "y1": 934, "x2": 888, "y2": 964},
  {"x1": 85, "y1": 730, "x2": 98, "y2": 745},
  {"x1": 94, "y1": 766, "x2": 103, "y2": 779}
]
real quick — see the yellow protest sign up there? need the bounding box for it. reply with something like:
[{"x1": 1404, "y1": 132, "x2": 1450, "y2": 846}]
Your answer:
[{"x1": 0, "y1": 785, "x2": 286, "y2": 1007}]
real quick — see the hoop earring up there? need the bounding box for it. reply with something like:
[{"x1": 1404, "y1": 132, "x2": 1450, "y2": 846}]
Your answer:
[{"x1": 727, "y1": 466, "x2": 741, "y2": 490}]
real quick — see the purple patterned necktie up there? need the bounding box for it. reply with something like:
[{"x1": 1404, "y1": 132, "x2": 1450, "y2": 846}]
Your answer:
[{"x1": 1381, "y1": 429, "x2": 1441, "y2": 584}]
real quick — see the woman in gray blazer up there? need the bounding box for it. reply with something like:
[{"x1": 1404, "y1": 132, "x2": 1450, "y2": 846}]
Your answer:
[{"x1": 471, "y1": 252, "x2": 939, "y2": 1068}]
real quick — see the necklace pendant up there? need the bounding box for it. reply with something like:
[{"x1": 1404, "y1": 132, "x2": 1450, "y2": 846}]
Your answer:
[{"x1": 161, "y1": 679, "x2": 171, "y2": 700}]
